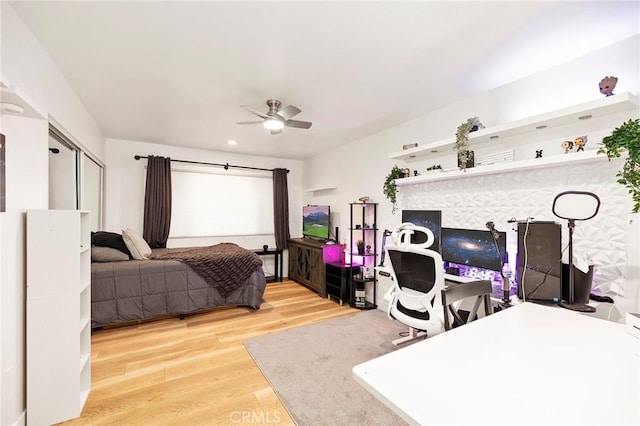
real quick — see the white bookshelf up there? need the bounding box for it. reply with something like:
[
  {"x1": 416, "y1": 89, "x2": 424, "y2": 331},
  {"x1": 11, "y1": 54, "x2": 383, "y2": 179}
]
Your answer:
[
  {"x1": 26, "y1": 210, "x2": 91, "y2": 426},
  {"x1": 389, "y1": 92, "x2": 639, "y2": 160}
]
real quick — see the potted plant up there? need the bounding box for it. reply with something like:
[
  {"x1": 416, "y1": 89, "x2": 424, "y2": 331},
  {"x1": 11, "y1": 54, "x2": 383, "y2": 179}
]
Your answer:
[
  {"x1": 383, "y1": 165, "x2": 404, "y2": 214},
  {"x1": 598, "y1": 118, "x2": 640, "y2": 213},
  {"x1": 454, "y1": 117, "x2": 483, "y2": 171},
  {"x1": 356, "y1": 240, "x2": 365, "y2": 255}
]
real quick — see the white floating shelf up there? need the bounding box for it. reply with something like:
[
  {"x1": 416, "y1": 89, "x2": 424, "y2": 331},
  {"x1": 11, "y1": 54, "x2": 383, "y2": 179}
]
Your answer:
[
  {"x1": 389, "y1": 92, "x2": 639, "y2": 160},
  {"x1": 0, "y1": 79, "x2": 45, "y2": 120},
  {"x1": 394, "y1": 150, "x2": 611, "y2": 186},
  {"x1": 304, "y1": 186, "x2": 337, "y2": 192}
]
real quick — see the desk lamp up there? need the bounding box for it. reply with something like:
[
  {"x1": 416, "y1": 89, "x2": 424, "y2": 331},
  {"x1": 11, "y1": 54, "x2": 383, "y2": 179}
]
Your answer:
[{"x1": 552, "y1": 191, "x2": 600, "y2": 313}]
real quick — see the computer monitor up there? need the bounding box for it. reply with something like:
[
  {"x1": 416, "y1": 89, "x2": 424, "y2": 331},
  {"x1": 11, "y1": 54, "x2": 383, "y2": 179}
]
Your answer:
[
  {"x1": 441, "y1": 227, "x2": 506, "y2": 272},
  {"x1": 401, "y1": 210, "x2": 441, "y2": 252}
]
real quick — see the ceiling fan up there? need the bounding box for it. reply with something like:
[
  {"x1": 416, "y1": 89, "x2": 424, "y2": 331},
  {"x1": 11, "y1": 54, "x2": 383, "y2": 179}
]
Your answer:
[{"x1": 236, "y1": 99, "x2": 312, "y2": 134}]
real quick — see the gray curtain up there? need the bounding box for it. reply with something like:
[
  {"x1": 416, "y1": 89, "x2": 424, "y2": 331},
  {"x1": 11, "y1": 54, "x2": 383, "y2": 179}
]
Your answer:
[
  {"x1": 273, "y1": 168, "x2": 290, "y2": 250},
  {"x1": 143, "y1": 156, "x2": 172, "y2": 248}
]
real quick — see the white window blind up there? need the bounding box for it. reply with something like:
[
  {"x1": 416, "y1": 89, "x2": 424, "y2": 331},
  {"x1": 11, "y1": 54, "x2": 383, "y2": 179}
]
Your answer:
[{"x1": 169, "y1": 169, "x2": 274, "y2": 237}]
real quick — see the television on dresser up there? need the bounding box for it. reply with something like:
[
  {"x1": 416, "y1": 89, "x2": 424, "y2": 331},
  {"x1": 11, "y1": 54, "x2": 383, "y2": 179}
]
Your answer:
[{"x1": 303, "y1": 205, "x2": 331, "y2": 240}]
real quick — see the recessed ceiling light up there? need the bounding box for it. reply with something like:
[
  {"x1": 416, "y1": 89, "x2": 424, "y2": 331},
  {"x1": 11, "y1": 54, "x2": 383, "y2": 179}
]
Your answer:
[
  {"x1": 490, "y1": 135, "x2": 500, "y2": 139},
  {"x1": 227, "y1": 140, "x2": 237, "y2": 145},
  {"x1": 578, "y1": 114, "x2": 592, "y2": 120},
  {"x1": 535, "y1": 125, "x2": 547, "y2": 130},
  {"x1": 1, "y1": 102, "x2": 24, "y2": 114}
]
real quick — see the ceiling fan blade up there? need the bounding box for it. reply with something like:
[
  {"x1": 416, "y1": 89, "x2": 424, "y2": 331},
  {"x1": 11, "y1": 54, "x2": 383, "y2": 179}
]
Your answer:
[
  {"x1": 240, "y1": 105, "x2": 269, "y2": 119},
  {"x1": 285, "y1": 119, "x2": 312, "y2": 129},
  {"x1": 236, "y1": 120, "x2": 264, "y2": 125},
  {"x1": 270, "y1": 128, "x2": 283, "y2": 135},
  {"x1": 277, "y1": 105, "x2": 302, "y2": 121}
]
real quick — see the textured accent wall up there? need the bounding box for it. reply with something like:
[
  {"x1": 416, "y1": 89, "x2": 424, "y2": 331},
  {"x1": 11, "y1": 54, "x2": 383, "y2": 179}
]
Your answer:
[{"x1": 400, "y1": 156, "x2": 632, "y2": 292}]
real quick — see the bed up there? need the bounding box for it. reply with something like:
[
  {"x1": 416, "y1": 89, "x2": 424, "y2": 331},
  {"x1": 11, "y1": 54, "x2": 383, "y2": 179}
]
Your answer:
[{"x1": 90, "y1": 243, "x2": 267, "y2": 328}]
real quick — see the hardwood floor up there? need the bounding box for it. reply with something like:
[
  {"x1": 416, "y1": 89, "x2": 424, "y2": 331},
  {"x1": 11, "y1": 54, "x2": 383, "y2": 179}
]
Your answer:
[{"x1": 62, "y1": 281, "x2": 358, "y2": 425}]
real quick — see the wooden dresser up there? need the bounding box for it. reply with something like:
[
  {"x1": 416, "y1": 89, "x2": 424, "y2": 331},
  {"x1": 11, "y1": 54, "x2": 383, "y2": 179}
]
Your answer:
[{"x1": 288, "y1": 238, "x2": 341, "y2": 295}]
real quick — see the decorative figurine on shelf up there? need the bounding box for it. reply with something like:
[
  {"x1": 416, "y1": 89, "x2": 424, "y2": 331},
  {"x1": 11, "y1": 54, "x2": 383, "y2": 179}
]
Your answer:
[
  {"x1": 413, "y1": 170, "x2": 419, "y2": 176},
  {"x1": 574, "y1": 135, "x2": 587, "y2": 152},
  {"x1": 366, "y1": 244, "x2": 372, "y2": 254},
  {"x1": 599, "y1": 76, "x2": 618, "y2": 97},
  {"x1": 358, "y1": 196, "x2": 370, "y2": 203},
  {"x1": 536, "y1": 150, "x2": 543, "y2": 158},
  {"x1": 561, "y1": 140, "x2": 574, "y2": 154},
  {"x1": 401, "y1": 168, "x2": 411, "y2": 178}
]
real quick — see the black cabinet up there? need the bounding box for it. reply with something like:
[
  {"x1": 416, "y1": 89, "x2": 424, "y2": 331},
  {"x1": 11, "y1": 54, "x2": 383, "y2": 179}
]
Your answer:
[
  {"x1": 348, "y1": 203, "x2": 378, "y2": 309},
  {"x1": 325, "y1": 262, "x2": 351, "y2": 305}
]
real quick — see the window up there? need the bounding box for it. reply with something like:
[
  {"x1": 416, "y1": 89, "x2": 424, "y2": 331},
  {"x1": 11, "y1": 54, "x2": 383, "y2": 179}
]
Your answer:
[{"x1": 170, "y1": 168, "x2": 274, "y2": 237}]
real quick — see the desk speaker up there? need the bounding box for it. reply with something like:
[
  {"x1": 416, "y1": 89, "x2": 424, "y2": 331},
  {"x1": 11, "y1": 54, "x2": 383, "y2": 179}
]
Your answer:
[{"x1": 517, "y1": 222, "x2": 562, "y2": 302}]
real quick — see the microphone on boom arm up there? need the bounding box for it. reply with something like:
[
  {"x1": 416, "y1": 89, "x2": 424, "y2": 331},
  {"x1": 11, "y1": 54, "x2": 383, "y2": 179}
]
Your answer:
[
  {"x1": 486, "y1": 220, "x2": 511, "y2": 307},
  {"x1": 485, "y1": 221, "x2": 500, "y2": 239},
  {"x1": 378, "y1": 229, "x2": 393, "y2": 270}
]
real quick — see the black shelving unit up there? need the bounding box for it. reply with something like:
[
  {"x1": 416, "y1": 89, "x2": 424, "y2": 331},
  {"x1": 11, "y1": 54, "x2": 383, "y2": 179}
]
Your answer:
[
  {"x1": 348, "y1": 202, "x2": 377, "y2": 309},
  {"x1": 325, "y1": 262, "x2": 351, "y2": 305}
]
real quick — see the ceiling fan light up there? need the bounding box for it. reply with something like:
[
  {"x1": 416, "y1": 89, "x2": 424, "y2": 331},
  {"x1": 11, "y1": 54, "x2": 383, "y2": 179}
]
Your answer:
[{"x1": 263, "y1": 117, "x2": 284, "y2": 131}]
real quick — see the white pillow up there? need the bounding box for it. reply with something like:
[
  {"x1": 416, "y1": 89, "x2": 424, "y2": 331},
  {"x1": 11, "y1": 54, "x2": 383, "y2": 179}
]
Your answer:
[{"x1": 122, "y1": 228, "x2": 152, "y2": 260}]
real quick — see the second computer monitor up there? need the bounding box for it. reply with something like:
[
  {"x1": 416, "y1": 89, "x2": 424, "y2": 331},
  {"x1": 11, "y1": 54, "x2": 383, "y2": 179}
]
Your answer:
[{"x1": 441, "y1": 227, "x2": 506, "y2": 272}]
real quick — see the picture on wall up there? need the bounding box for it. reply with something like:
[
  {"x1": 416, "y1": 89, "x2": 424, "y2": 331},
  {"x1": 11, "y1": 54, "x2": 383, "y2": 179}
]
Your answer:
[{"x1": 0, "y1": 133, "x2": 5, "y2": 212}]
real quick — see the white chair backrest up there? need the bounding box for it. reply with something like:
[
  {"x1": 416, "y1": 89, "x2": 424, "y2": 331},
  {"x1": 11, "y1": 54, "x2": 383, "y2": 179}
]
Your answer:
[
  {"x1": 386, "y1": 223, "x2": 445, "y2": 311},
  {"x1": 390, "y1": 222, "x2": 436, "y2": 250}
]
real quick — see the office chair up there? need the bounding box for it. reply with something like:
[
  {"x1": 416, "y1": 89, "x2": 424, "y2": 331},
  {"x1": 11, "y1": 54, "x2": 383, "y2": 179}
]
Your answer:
[
  {"x1": 382, "y1": 223, "x2": 445, "y2": 345},
  {"x1": 441, "y1": 280, "x2": 493, "y2": 331}
]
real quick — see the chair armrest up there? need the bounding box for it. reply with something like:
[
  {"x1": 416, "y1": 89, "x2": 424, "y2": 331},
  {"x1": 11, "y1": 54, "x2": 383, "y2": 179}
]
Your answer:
[
  {"x1": 375, "y1": 266, "x2": 391, "y2": 277},
  {"x1": 383, "y1": 285, "x2": 395, "y2": 303}
]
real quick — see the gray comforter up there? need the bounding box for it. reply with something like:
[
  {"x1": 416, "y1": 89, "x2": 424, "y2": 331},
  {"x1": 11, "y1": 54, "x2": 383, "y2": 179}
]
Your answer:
[{"x1": 91, "y1": 247, "x2": 266, "y2": 328}]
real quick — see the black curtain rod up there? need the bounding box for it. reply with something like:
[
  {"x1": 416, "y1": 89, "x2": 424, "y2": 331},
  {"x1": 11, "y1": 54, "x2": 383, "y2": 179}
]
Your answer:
[{"x1": 134, "y1": 155, "x2": 288, "y2": 173}]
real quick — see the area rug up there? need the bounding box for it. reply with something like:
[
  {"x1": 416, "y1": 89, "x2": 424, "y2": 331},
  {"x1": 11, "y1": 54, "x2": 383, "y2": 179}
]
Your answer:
[{"x1": 244, "y1": 309, "x2": 411, "y2": 425}]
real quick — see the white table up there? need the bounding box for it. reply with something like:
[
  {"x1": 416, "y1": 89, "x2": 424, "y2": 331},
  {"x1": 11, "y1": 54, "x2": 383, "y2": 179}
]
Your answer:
[{"x1": 353, "y1": 302, "x2": 639, "y2": 425}]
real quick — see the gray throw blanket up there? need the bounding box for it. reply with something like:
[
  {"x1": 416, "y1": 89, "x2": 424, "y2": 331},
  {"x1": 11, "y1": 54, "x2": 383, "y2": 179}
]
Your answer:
[{"x1": 152, "y1": 243, "x2": 262, "y2": 297}]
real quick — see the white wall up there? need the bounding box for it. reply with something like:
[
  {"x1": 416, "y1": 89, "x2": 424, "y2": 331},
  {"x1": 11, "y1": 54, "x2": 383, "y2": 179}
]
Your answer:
[
  {"x1": 105, "y1": 138, "x2": 303, "y2": 272},
  {"x1": 0, "y1": 4, "x2": 105, "y2": 425},
  {"x1": 303, "y1": 35, "x2": 640, "y2": 315}
]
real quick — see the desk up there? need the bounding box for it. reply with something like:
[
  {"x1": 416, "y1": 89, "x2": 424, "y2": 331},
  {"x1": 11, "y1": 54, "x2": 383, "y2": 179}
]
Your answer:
[
  {"x1": 353, "y1": 302, "x2": 639, "y2": 425},
  {"x1": 253, "y1": 247, "x2": 283, "y2": 282}
]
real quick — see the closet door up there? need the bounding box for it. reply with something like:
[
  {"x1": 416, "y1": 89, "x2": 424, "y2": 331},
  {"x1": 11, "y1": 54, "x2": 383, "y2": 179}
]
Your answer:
[{"x1": 48, "y1": 130, "x2": 79, "y2": 210}]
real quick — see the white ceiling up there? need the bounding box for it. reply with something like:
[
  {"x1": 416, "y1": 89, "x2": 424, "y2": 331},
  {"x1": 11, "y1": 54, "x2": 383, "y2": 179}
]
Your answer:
[{"x1": 8, "y1": 1, "x2": 640, "y2": 160}]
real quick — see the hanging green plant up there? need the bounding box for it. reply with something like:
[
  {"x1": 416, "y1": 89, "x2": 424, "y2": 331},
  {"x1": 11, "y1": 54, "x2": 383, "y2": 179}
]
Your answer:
[
  {"x1": 597, "y1": 118, "x2": 640, "y2": 213},
  {"x1": 383, "y1": 165, "x2": 404, "y2": 214},
  {"x1": 454, "y1": 117, "x2": 483, "y2": 171}
]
